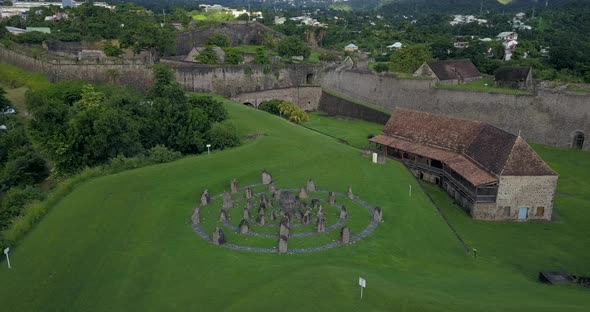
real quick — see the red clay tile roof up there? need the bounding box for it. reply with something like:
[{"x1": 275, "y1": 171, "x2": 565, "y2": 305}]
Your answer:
[
  {"x1": 375, "y1": 108, "x2": 557, "y2": 181},
  {"x1": 445, "y1": 155, "x2": 498, "y2": 186},
  {"x1": 382, "y1": 108, "x2": 482, "y2": 152},
  {"x1": 426, "y1": 59, "x2": 482, "y2": 81}
]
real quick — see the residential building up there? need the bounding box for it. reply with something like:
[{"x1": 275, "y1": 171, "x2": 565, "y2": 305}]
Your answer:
[{"x1": 413, "y1": 59, "x2": 482, "y2": 84}]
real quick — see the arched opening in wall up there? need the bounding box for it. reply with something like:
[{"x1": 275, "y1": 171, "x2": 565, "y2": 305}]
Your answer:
[
  {"x1": 243, "y1": 102, "x2": 254, "y2": 108},
  {"x1": 572, "y1": 131, "x2": 585, "y2": 149},
  {"x1": 306, "y1": 73, "x2": 315, "y2": 84}
]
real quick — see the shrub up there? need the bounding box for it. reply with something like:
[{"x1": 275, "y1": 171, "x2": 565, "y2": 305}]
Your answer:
[
  {"x1": 259, "y1": 100, "x2": 282, "y2": 115},
  {"x1": 278, "y1": 101, "x2": 309, "y2": 124},
  {"x1": 206, "y1": 123, "x2": 240, "y2": 150},
  {"x1": 0, "y1": 186, "x2": 44, "y2": 230},
  {"x1": 148, "y1": 145, "x2": 182, "y2": 163},
  {"x1": 207, "y1": 33, "x2": 230, "y2": 47},
  {"x1": 223, "y1": 47, "x2": 244, "y2": 65},
  {"x1": 373, "y1": 63, "x2": 390, "y2": 73}
]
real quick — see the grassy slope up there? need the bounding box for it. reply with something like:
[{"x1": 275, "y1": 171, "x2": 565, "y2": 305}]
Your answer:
[
  {"x1": 303, "y1": 112, "x2": 383, "y2": 149},
  {"x1": 0, "y1": 102, "x2": 588, "y2": 311},
  {"x1": 436, "y1": 78, "x2": 532, "y2": 95}
]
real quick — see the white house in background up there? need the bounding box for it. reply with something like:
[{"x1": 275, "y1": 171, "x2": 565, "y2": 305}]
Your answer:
[
  {"x1": 387, "y1": 42, "x2": 403, "y2": 50},
  {"x1": 497, "y1": 32, "x2": 518, "y2": 41},
  {"x1": 344, "y1": 43, "x2": 359, "y2": 52},
  {"x1": 480, "y1": 38, "x2": 492, "y2": 42},
  {"x1": 503, "y1": 39, "x2": 519, "y2": 61},
  {"x1": 274, "y1": 16, "x2": 286, "y2": 25}
]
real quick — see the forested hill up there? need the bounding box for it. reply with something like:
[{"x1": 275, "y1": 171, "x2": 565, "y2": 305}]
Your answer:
[{"x1": 374, "y1": 0, "x2": 586, "y2": 14}]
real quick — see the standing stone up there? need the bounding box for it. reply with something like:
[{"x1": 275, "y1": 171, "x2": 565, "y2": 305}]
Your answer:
[
  {"x1": 318, "y1": 205, "x2": 324, "y2": 215},
  {"x1": 268, "y1": 181, "x2": 276, "y2": 193},
  {"x1": 222, "y1": 191, "x2": 233, "y2": 210},
  {"x1": 219, "y1": 210, "x2": 228, "y2": 223},
  {"x1": 340, "y1": 226, "x2": 351, "y2": 244},
  {"x1": 340, "y1": 206, "x2": 348, "y2": 220},
  {"x1": 191, "y1": 207, "x2": 200, "y2": 224},
  {"x1": 306, "y1": 179, "x2": 316, "y2": 192},
  {"x1": 302, "y1": 210, "x2": 311, "y2": 225},
  {"x1": 239, "y1": 219, "x2": 249, "y2": 234},
  {"x1": 347, "y1": 185, "x2": 354, "y2": 199},
  {"x1": 373, "y1": 207, "x2": 383, "y2": 223},
  {"x1": 278, "y1": 235, "x2": 288, "y2": 253},
  {"x1": 293, "y1": 210, "x2": 303, "y2": 221},
  {"x1": 262, "y1": 170, "x2": 272, "y2": 185},
  {"x1": 257, "y1": 214, "x2": 266, "y2": 225},
  {"x1": 201, "y1": 190, "x2": 211, "y2": 206},
  {"x1": 328, "y1": 192, "x2": 336, "y2": 205},
  {"x1": 273, "y1": 189, "x2": 282, "y2": 200},
  {"x1": 311, "y1": 199, "x2": 320, "y2": 209},
  {"x1": 243, "y1": 208, "x2": 251, "y2": 220},
  {"x1": 258, "y1": 206, "x2": 265, "y2": 217},
  {"x1": 270, "y1": 210, "x2": 277, "y2": 221},
  {"x1": 260, "y1": 194, "x2": 268, "y2": 208},
  {"x1": 245, "y1": 187, "x2": 253, "y2": 199},
  {"x1": 212, "y1": 227, "x2": 226, "y2": 245},
  {"x1": 317, "y1": 215, "x2": 326, "y2": 233},
  {"x1": 299, "y1": 188, "x2": 308, "y2": 199},
  {"x1": 230, "y1": 178, "x2": 239, "y2": 194},
  {"x1": 246, "y1": 198, "x2": 253, "y2": 210},
  {"x1": 279, "y1": 216, "x2": 290, "y2": 237}
]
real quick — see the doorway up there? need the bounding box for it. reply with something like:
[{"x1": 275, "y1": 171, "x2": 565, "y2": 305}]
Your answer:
[{"x1": 518, "y1": 207, "x2": 528, "y2": 220}]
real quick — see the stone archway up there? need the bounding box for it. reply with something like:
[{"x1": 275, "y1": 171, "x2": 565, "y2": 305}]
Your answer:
[
  {"x1": 243, "y1": 102, "x2": 254, "y2": 108},
  {"x1": 306, "y1": 73, "x2": 315, "y2": 84}
]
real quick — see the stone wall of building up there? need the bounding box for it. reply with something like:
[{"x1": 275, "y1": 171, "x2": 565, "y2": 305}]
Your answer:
[
  {"x1": 491, "y1": 175, "x2": 558, "y2": 221},
  {"x1": 231, "y1": 87, "x2": 322, "y2": 111},
  {"x1": 321, "y1": 69, "x2": 590, "y2": 150}
]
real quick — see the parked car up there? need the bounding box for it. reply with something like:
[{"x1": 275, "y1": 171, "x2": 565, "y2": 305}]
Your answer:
[{"x1": 1, "y1": 107, "x2": 16, "y2": 114}]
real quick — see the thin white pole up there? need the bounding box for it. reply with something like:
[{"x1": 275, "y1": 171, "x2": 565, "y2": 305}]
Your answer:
[
  {"x1": 6, "y1": 253, "x2": 11, "y2": 269},
  {"x1": 409, "y1": 184, "x2": 412, "y2": 197}
]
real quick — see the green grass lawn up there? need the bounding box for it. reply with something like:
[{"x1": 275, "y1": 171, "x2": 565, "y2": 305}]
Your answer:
[
  {"x1": 436, "y1": 78, "x2": 532, "y2": 95},
  {"x1": 0, "y1": 99, "x2": 589, "y2": 311},
  {"x1": 1, "y1": 84, "x2": 28, "y2": 116},
  {"x1": 303, "y1": 112, "x2": 383, "y2": 149}
]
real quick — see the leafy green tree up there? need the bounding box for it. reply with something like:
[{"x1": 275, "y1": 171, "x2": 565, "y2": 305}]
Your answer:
[
  {"x1": 373, "y1": 63, "x2": 390, "y2": 73},
  {"x1": 223, "y1": 48, "x2": 244, "y2": 65},
  {"x1": 390, "y1": 44, "x2": 433, "y2": 73},
  {"x1": 188, "y1": 95, "x2": 227, "y2": 123},
  {"x1": 76, "y1": 84, "x2": 104, "y2": 111},
  {"x1": 277, "y1": 36, "x2": 311, "y2": 58},
  {"x1": 236, "y1": 13, "x2": 250, "y2": 21},
  {"x1": 206, "y1": 123, "x2": 240, "y2": 150},
  {"x1": 0, "y1": 87, "x2": 10, "y2": 112},
  {"x1": 0, "y1": 147, "x2": 49, "y2": 191},
  {"x1": 195, "y1": 46, "x2": 219, "y2": 64},
  {"x1": 101, "y1": 42, "x2": 123, "y2": 57},
  {"x1": 254, "y1": 47, "x2": 270, "y2": 65},
  {"x1": 207, "y1": 33, "x2": 230, "y2": 47},
  {"x1": 263, "y1": 33, "x2": 276, "y2": 50}
]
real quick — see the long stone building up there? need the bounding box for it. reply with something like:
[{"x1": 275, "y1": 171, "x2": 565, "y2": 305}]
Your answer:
[{"x1": 370, "y1": 108, "x2": 558, "y2": 221}]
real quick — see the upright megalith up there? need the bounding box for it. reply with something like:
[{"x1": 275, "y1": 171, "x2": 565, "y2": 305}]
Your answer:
[
  {"x1": 306, "y1": 179, "x2": 316, "y2": 192},
  {"x1": 340, "y1": 226, "x2": 351, "y2": 244},
  {"x1": 230, "y1": 178, "x2": 239, "y2": 194},
  {"x1": 302, "y1": 209, "x2": 311, "y2": 225},
  {"x1": 340, "y1": 206, "x2": 348, "y2": 220},
  {"x1": 279, "y1": 216, "x2": 290, "y2": 237},
  {"x1": 219, "y1": 209, "x2": 228, "y2": 223},
  {"x1": 246, "y1": 198, "x2": 253, "y2": 210},
  {"x1": 317, "y1": 215, "x2": 326, "y2": 233},
  {"x1": 212, "y1": 227, "x2": 226, "y2": 245},
  {"x1": 270, "y1": 210, "x2": 277, "y2": 221},
  {"x1": 262, "y1": 170, "x2": 272, "y2": 185},
  {"x1": 347, "y1": 185, "x2": 354, "y2": 199},
  {"x1": 222, "y1": 191, "x2": 233, "y2": 210},
  {"x1": 239, "y1": 219, "x2": 249, "y2": 234},
  {"x1": 278, "y1": 235, "x2": 288, "y2": 253},
  {"x1": 328, "y1": 192, "x2": 336, "y2": 205},
  {"x1": 260, "y1": 194, "x2": 269, "y2": 208},
  {"x1": 299, "y1": 188, "x2": 308, "y2": 199},
  {"x1": 245, "y1": 187, "x2": 253, "y2": 199},
  {"x1": 243, "y1": 207, "x2": 251, "y2": 220},
  {"x1": 311, "y1": 199, "x2": 320, "y2": 209},
  {"x1": 273, "y1": 189, "x2": 282, "y2": 200},
  {"x1": 257, "y1": 213, "x2": 266, "y2": 226},
  {"x1": 373, "y1": 206, "x2": 382, "y2": 223},
  {"x1": 201, "y1": 190, "x2": 211, "y2": 206},
  {"x1": 191, "y1": 207, "x2": 200, "y2": 224},
  {"x1": 268, "y1": 181, "x2": 276, "y2": 193}
]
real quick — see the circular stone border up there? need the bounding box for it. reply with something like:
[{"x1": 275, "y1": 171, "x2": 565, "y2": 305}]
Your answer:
[{"x1": 191, "y1": 184, "x2": 380, "y2": 254}]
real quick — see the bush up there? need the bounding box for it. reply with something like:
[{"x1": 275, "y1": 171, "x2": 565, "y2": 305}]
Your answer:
[
  {"x1": 0, "y1": 186, "x2": 44, "y2": 230},
  {"x1": 187, "y1": 94, "x2": 227, "y2": 123},
  {"x1": 259, "y1": 100, "x2": 309, "y2": 123},
  {"x1": 206, "y1": 123, "x2": 240, "y2": 150},
  {"x1": 373, "y1": 63, "x2": 390, "y2": 73},
  {"x1": 223, "y1": 47, "x2": 244, "y2": 65},
  {"x1": 277, "y1": 36, "x2": 311, "y2": 58},
  {"x1": 207, "y1": 33, "x2": 230, "y2": 47},
  {"x1": 148, "y1": 145, "x2": 182, "y2": 163},
  {"x1": 259, "y1": 100, "x2": 282, "y2": 115}
]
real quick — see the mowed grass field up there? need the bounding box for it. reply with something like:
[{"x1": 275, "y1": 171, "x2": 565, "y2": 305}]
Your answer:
[{"x1": 0, "y1": 100, "x2": 589, "y2": 311}]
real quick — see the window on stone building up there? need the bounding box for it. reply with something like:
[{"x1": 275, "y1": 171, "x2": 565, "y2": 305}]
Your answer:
[
  {"x1": 503, "y1": 206, "x2": 511, "y2": 217},
  {"x1": 536, "y1": 206, "x2": 545, "y2": 217},
  {"x1": 572, "y1": 131, "x2": 585, "y2": 149}
]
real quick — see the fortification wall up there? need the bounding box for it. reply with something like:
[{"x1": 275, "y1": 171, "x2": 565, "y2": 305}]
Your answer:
[
  {"x1": 231, "y1": 87, "x2": 322, "y2": 111},
  {"x1": 321, "y1": 70, "x2": 590, "y2": 150},
  {"x1": 162, "y1": 59, "x2": 322, "y2": 97},
  {"x1": 175, "y1": 21, "x2": 283, "y2": 55},
  {"x1": 318, "y1": 90, "x2": 390, "y2": 124}
]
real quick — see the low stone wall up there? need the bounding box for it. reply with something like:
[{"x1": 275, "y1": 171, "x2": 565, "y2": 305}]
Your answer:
[
  {"x1": 318, "y1": 89, "x2": 391, "y2": 124},
  {"x1": 231, "y1": 87, "x2": 322, "y2": 111}
]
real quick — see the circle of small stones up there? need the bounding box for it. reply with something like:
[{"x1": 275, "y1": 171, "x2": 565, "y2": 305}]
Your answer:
[{"x1": 191, "y1": 184, "x2": 380, "y2": 254}]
